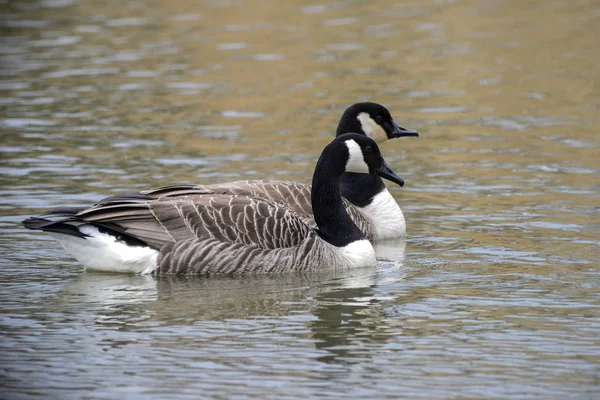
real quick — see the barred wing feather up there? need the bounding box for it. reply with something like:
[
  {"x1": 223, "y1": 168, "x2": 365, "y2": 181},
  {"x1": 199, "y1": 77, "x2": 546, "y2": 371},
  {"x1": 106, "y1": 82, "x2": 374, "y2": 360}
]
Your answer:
[
  {"x1": 76, "y1": 194, "x2": 316, "y2": 251},
  {"x1": 136, "y1": 180, "x2": 374, "y2": 239}
]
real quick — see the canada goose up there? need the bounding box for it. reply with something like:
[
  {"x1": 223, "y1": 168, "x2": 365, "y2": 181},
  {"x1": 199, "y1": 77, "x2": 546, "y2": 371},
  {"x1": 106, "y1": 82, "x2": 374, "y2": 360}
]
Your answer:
[
  {"x1": 122, "y1": 102, "x2": 418, "y2": 240},
  {"x1": 22, "y1": 133, "x2": 405, "y2": 275}
]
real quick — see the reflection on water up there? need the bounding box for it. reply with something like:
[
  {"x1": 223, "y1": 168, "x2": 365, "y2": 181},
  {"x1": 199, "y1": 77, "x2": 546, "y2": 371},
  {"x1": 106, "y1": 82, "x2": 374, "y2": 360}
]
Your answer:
[{"x1": 1, "y1": 0, "x2": 599, "y2": 398}]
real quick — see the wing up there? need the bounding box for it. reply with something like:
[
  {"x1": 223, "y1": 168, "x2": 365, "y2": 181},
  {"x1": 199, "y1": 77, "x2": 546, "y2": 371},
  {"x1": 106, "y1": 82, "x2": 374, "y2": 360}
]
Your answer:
[
  {"x1": 74, "y1": 194, "x2": 316, "y2": 250},
  {"x1": 141, "y1": 180, "x2": 371, "y2": 234},
  {"x1": 138, "y1": 180, "x2": 315, "y2": 220},
  {"x1": 89, "y1": 179, "x2": 374, "y2": 240}
]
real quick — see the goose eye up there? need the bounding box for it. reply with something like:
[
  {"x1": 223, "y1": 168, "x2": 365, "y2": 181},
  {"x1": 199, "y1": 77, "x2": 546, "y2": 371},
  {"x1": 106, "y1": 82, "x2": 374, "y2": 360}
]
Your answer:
[
  {"x1": 374, "y1": 115, "x2": 383, "y2": 123},
  {"x1": 365, "y1": 145, "x2": 373, "y2": 153}
]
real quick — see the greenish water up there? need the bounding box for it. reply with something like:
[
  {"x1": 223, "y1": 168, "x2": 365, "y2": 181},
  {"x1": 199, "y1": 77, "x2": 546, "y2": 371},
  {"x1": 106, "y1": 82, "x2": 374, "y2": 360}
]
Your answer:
[{"x1": 1, "y1": 0, "x2": 599, "y2": 398}]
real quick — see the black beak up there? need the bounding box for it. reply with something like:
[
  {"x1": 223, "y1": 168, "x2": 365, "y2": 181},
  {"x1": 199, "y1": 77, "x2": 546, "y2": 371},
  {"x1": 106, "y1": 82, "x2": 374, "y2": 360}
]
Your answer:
[
  {"x1": 376, "y1": 158, "x2": 404, "y2": 187},
  {"x1": 389, "y1": 120, "x2": 419, "y2": 138}
]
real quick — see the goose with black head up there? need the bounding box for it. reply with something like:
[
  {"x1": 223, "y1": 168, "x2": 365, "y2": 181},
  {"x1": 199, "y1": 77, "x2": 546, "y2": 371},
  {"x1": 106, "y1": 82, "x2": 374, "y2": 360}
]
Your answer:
[
  {"x1": 22, "y1": 133, "x2": 405, "y2": 274},
  {"x1": 132, "y1": 102, "x2": 418, "y2": 240}
]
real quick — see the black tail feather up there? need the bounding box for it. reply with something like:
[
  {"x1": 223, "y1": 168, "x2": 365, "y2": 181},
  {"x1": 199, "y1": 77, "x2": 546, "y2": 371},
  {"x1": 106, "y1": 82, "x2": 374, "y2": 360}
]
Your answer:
[
  {"x1": 22, "y1": 217, "x2": 88, "y2": 238},
  {"x1": 22, "y1": 217, "x2": 152, "y2": 248}
]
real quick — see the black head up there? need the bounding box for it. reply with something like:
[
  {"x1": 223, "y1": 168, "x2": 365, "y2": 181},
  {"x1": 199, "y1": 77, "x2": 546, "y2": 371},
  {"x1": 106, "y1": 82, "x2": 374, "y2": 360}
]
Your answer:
[
  {"x1": 336, "y1": 102, "x2": 418, "y2": 142},
  {"x1": 336, "y1": 133, "x2": 404, "y2": 187}
]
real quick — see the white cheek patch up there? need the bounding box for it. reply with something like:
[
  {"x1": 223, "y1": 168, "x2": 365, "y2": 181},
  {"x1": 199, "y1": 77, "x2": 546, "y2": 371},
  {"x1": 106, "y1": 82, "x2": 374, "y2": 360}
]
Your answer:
[
  {"x1": 357, "y1": 112, "x2": 388, "y2": 143},
  {"x1": 344, "y1": 139, "x2": 369, "y2": 173}
]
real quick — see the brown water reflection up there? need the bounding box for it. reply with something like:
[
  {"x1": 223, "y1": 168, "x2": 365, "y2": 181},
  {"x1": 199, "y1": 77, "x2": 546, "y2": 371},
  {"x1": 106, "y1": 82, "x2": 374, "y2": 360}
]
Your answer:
[{"x1": 1, "y1": 0, "x2": 599, "y2": 398}]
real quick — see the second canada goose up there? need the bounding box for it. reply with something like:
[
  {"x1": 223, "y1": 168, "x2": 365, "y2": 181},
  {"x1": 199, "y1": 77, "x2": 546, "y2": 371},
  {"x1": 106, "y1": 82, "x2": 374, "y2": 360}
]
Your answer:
[
  {"x1": 22, "y1": 133, "x2": 405, "y2": 275},
  {"x1": 125, "y1": 102, "x2": 419, "y2": 240}
]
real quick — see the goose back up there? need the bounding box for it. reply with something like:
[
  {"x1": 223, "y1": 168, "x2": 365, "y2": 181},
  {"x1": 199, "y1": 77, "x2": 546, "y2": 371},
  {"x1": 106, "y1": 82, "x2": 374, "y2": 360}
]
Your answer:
[{"x1": 134, "y1": 180, "x2": 377, "y2": 240}]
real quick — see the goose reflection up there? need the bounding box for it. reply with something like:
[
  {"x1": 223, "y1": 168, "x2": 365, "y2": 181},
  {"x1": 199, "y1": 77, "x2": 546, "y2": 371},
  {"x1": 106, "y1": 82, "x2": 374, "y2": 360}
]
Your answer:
[
  {"x1": 56, "y1": 237, "x2": 407, "y2": 367},
  {"x1": 308, "y1": 237, "x2": 406, "y2": 366}
]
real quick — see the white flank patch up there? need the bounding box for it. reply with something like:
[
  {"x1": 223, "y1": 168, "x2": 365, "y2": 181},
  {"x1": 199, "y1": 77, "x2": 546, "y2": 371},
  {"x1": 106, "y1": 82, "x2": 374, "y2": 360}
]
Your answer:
[
  {"x1": 338, "y1": 239, "x2": 376, "y2": 268},
  {"x1": 357, "y1": 112, "x2": 387, "y2": 143},
  {"x1": 49, "y1": 224, "x2": 158, "y2": 274},
  {"x1": 344, "y1": 139, "x2": 369, "y2": 173},
  {"x1": 357, "y1": 189, "x2": 406, "y2": 239}
]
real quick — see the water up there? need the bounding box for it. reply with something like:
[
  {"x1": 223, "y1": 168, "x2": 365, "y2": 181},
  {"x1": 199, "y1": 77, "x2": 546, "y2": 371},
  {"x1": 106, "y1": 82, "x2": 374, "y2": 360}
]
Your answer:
[{"x1": 1, "y1": 0, "x2": 599, "y2": 398}]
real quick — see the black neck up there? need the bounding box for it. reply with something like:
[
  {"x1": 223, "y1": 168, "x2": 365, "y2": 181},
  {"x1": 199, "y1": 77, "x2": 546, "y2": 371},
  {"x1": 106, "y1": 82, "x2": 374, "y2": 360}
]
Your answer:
[
  {"x1": 339, "y1": 173, "x2": 385, "y2": 208},
  {"x1": 336, "y1": 109, "x2": 362, "y2": 136},
  {"x1": 311, "y1": 146, "x2": 366, "y2": 247}
]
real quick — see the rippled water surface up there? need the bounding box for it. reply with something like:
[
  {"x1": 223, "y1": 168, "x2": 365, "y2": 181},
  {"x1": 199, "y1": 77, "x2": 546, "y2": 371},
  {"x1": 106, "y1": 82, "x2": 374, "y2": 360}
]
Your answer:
[{"x1": 1, "y1": 0, "x2": 599, "y2": 398}]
